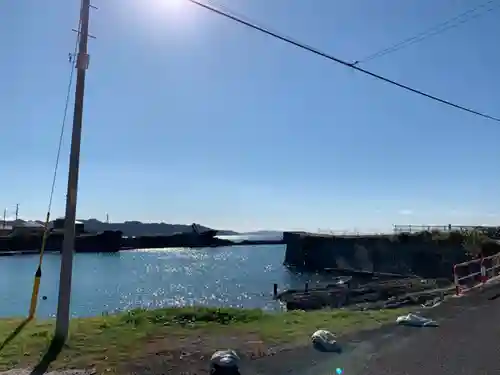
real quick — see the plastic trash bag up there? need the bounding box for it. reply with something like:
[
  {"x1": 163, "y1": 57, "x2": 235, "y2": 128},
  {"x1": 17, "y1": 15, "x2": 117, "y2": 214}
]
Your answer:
[
  {"x1": 396, "y1": 313, "x2": 439, "y2": 327},
  {"x1": 210, "y1": 350, "x2": 240, "y2": 375},
  {"x1": 311, "y1": 329, "x2": 340, "y2": 352},
  {"x1": 421, "y1": 297, "x2": 442, "y2": 309}
]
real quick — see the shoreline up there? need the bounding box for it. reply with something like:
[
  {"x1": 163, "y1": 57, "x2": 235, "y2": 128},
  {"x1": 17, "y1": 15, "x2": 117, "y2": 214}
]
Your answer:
[{"x1": 277, "y1": 277, "x2": 453, "y2": 311}]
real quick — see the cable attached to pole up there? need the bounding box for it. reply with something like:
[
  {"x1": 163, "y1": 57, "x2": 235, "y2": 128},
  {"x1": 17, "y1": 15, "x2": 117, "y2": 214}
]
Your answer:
[{"x1": 26, "y1": 23, "x2": 81, "y2": 320}]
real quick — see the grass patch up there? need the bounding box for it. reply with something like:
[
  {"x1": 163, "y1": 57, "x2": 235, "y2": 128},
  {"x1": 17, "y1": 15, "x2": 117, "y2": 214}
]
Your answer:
[{"x1": 0, "y1": 307, "x2": 407, "y2": 374}]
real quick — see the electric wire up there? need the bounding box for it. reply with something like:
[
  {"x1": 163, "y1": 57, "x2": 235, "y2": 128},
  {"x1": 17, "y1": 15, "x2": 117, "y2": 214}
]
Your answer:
[
  {"x1": 187, "y1": 0, "x2": 500, "y2": 123},
  {"x1": 355, "y1": 0, "x2": 500, "y2": 65},
  {"x1": 26, "y1": 17, "x2": 81, "y2": 319}
]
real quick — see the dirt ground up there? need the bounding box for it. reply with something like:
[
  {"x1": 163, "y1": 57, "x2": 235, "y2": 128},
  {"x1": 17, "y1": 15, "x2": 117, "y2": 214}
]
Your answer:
[
  {"x1": 119, "y1": 325, "x2": 401, "y2": 375},
  {"x1": 121, "y1": 331, "x2": 299, "y2": 375}
]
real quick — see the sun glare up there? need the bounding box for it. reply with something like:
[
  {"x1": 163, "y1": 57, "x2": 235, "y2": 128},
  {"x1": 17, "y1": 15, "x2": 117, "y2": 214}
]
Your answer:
[
  {"x1": 155, "y1": 0, "x2": 185, "y2": 11},
  {"x1": 138, "y1": 0, "x2": 194, "y2": 26},
  {"x1": 122, "y1": 0, "x2": 200, "y2": 41},
  {"x1": 148, "y1": 0, "x2": 188, "y2": 17}
]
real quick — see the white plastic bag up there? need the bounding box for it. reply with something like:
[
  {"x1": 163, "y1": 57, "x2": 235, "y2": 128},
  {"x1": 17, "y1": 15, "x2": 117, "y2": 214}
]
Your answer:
[
  {"x1": 421, "y1": 298, "x2": 442, "y2": 309},
  {"x1": 311, "y1": 329, "x2": 340, "y2": 352},
  {"x1": 396, "y1": 313, "x2": 439, "y2": 327}
]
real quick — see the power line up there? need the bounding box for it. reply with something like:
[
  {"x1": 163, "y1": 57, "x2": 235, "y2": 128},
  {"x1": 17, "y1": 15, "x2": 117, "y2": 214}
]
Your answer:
[
  {"x1": 187, "y1": 0, "x2": 500, "y2": 123},
  {"x1": 355, "y1": 0, "x2": 500, "y2": 65}
]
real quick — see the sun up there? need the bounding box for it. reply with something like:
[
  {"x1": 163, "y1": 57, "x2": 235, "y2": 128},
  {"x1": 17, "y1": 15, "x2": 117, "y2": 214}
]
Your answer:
[
  {"x1": 143, "y1": 0, "x2": 192, "y2": 21},
  {"x1": 153, "y1": 0, "x2": 185, "y2": 12},
  {"x1": 125, "y1": 0, "x2": 199, "y2": 40}
]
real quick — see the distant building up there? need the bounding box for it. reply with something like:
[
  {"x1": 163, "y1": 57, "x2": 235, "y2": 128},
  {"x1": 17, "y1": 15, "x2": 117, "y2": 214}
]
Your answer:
[
  {"x1": 0, "y1": 219, "x2": 45, "y2": 236},
  {"x1": 0, "y1": 218, "x2": 88, "y2": 236}
]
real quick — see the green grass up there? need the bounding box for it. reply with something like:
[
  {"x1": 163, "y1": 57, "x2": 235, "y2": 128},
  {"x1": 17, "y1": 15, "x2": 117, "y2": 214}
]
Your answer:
[{"x1": 0, "y1": 307, "x2": 407, "y2": 374}]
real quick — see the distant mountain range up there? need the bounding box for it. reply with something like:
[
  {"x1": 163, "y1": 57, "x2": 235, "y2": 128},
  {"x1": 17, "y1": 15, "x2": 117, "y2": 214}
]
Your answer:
[{"x1": 78, "y1": 219, "x2": 239, "y2": 237}]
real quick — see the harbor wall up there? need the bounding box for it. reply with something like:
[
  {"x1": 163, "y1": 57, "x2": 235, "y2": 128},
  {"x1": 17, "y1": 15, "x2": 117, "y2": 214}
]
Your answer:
[
  {"x1": 0, "y1": 230, "x2": 123, "y2": 253},
  {"x1": 283, "y1": 231, "x2": 500, "y2": 279}
]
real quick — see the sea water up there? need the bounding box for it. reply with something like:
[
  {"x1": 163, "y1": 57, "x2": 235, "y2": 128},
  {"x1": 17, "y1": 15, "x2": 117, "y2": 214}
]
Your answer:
[{"x1": 0, "y1": 244, "x2": 336, "y2": 318}]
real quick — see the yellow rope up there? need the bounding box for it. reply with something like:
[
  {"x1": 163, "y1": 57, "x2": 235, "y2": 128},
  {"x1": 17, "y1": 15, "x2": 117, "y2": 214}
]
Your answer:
[{"x1": 27, "y1": 212, "x2": 51, "y2": 319}]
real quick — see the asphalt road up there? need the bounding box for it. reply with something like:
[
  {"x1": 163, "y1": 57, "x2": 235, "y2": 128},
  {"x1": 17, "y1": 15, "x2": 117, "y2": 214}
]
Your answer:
[
  {"x1": 342, "y1": 284, "x2": 500, "y2": 375},
  {"x1": 246, "y1": 282, "x2": 500, "y2": 375}
]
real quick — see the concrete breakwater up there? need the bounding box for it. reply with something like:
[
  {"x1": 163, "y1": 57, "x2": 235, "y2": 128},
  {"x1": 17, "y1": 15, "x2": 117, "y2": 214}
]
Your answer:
[
  {"x1": 0, "y1": 232, "x2": 224, "y2": 254},
  {"x1": 277, "y1": 229, "x2": 500, "y2": 312},
  {"x1": 282, "y1": 230, "x2": 500, "y2": 279},
  {"x1": 0, "y1": 231, "x2": 284, "y2": 255},
  {"x1": 0, "y1": 230, "x2": 123, "y2": 253}
]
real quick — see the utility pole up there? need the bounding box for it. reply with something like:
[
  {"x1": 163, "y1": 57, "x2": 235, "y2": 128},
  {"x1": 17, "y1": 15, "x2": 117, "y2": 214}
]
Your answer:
[
  {"x1": 15, "y1": 204, "x2": 19, "y2": 220},
  {"x1": 2, "y1": 209, "x2": 6, "y2": 228},
  {"x1": 55, "y1": 0, "x2": 94, "y2": 342}
]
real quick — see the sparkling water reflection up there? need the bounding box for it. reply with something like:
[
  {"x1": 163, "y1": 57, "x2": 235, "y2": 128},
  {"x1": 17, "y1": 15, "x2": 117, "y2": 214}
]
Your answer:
[{"x1": 0, "y1": 245, "x2": 334, "y2": 318}]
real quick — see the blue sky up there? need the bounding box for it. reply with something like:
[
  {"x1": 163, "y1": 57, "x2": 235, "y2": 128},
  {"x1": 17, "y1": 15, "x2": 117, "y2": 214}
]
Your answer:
[{"x1": 1, "y1": 0, "x2": 499, "y2": 232}]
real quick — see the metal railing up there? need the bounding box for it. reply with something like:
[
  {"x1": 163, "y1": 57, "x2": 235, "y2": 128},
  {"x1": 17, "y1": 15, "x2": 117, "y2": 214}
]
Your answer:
[
  {"x1": 311, "y1": 225, "x2": 500, "y2": 237},
  {"x1": 393, "y1": 224, "x2": 498, "y2": 234},
  {"x1": 453, "y1": 253, "x2": 500, "y2": 295}
]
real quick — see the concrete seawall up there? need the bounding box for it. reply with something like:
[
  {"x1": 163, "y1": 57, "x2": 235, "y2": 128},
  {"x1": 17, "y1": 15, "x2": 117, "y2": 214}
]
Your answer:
[{"x1": 282, "y1": 231, "x2": 498, "y2": 279}]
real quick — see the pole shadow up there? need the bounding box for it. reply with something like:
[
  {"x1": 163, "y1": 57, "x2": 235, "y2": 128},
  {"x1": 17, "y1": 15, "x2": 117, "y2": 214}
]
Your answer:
[
  {"x1": 0, "y1": 317, "x2": 32, "y2": 353},
  {"x1": 0, "y1": 316, "x2": 65, "y2": 375},
  {"x1": 30, "y1": 336, "x2": 65, "y2": 375}
]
